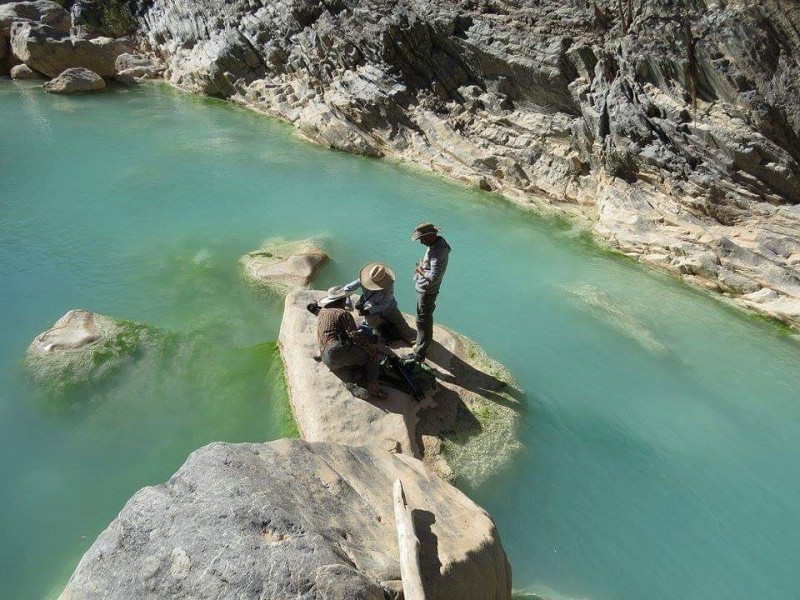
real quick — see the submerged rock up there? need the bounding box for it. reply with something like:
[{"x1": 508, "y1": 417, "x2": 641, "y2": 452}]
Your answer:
[
  {"x1": 25, "y1": 309, "x2": 153, "y2": 389},
  {"x1": 240, "y1": 238, "x2": 329, "y2": 294},
  {"x1": 43, "y1": 66, "x2": 104, "y2": 93},
  {"x1": 279, "y1": 290, "x2": 522, "y2": 485},
  {"x1": 57, "y1": 440, "x2": 511, "y2": 600}
]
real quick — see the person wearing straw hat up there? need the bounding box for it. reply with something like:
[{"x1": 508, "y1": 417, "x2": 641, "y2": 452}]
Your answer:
[
  {"x1": 410, "y1": 222, "x2": 451, "y2": 361},
  {"x1": 316, "y1": 286, "x2": 386, "y2": 399},
  {"x1": 341, "y1": 262, "x2": 416, "y2": 343}
]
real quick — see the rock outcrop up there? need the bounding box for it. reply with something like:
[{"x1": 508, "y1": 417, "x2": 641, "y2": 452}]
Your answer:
[
  {"x1": 43, "y1": 66, "x2": 105, "y2": 92},
  {"x1": 0, "y1": 0, "x2": 70, "y2": 34},
  {"x1": 0, "y1": 0, "x2": 70, "y2": 74},
  {"x1": 279, "y1": 290, "x2": 522, "y2": 484},
  {"x1": 10, "y1": 20, "x2": 127, "y2": 77},
  {"x1": 240, "y1": 237, "x2": 329, "y2": 294},
  {"x1": 131, "y1": 0, "x2": 800, "y2": 329},
  {"x1": 57, "y1": 439, "x2": 512, "y2": 600},
  {"x1": 25, "y1": 309, "x2": 153, "y2": 389},
  {"x1": 114, "y1": 50, "x2": 163, "y2": 79}
]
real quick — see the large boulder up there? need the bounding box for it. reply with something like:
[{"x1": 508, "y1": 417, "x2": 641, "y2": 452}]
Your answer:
[
  {"x1": 57, "y1": 440, "x2": 512, "y2": 600},
  {"x1": 25, "y1": 309, "x2": 154, "y2": 389},
  {"x1": 10, "y1": 21, "x2": 126, "y2": 77},
  {"x1": 279, "y1": 290, "x2": 522, "y2": 485},
  {"x1": 43, "y1": 66, "x2": 104, "y2": 92},
  {"x1": 0, "y1": 0, "x2": 70, "y2": 33},
  {"x1": 240, "y1": 237, "x2": 329, "y2": 295},
  {"x1": 0, "y1": 1, "x2": 69, "y2": 74}
]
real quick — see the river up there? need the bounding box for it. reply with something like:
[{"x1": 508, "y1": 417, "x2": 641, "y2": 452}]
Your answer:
[{"x1": 2, "y1": 80, "x2": 799, "y2": 600}]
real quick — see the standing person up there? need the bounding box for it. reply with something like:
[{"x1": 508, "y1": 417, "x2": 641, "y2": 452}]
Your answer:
[
  {"x1": 410, "y1": 222, "x2": 451, "y2": 361},
  {"x1": 316, "y1": 286, "x2": 386, "y2": 399},
  {"x1": 341, "y1": 262, "x2": 416, "y2": 343}
]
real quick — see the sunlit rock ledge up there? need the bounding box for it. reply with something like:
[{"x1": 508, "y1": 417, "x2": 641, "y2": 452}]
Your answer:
[
  {"x1": 279, "y1": 289, "x2": 523, "y2": 485},
  {"x1": 56, "y1": 440, "x2": 513, "y2": 600}
]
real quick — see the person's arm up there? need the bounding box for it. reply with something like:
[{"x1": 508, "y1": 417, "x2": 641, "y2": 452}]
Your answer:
[
  {"x1": 345, "y1": 315, "x2": 379, "y2": 361},
  {"x1": 342, "y1": 279, "x2": 362, "y2": 293}
]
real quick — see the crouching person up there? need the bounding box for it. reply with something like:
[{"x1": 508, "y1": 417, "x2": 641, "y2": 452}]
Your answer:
[
  {"x1": 342, "y1": 262, "x2": 416, "y2": 344},
  {"x1": 316, "y1": 286, "x2": 386, "y2": 400}
]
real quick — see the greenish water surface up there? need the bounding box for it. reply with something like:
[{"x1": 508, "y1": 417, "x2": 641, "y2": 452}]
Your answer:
[{"x1": 2, "y1": 81, "x2": 799, "y2": 600}]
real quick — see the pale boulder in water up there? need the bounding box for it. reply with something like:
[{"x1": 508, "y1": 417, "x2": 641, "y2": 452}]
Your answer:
[
  {"x1": 240, "y1": 238, "x2": 329, "y2": 294},
  {"x1": 56, "y1": 440, "x2": 512, "y2": 600},
  {"x1": 25, "y1": 309, "x2": 151, "y2": 388},
  {"x1": 43, "y1": 66, "x2": 105, "y2": 93}
]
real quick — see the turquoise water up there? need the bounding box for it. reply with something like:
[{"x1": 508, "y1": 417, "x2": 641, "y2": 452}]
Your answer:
[{"x1": 2, "y1": 81, "x2": 799, "y2": 600}]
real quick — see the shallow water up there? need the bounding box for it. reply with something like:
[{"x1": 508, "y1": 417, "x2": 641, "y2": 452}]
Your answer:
[{"x1": 2, "y1": 81, "x2": 800, "y2": 600}]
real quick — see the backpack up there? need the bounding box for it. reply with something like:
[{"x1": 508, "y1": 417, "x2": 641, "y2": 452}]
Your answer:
[{"x1": 379, "y1": 355, "x2": 437, "y2": 401}]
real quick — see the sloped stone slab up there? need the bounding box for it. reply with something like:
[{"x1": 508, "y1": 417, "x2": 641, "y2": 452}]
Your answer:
[{"x1": 56, "y1": 440, "x2": 512, "y2": 600}]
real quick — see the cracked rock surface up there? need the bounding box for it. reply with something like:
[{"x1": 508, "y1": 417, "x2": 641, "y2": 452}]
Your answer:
[
  {"x1": 57, "y1": 439, "x2": 512, "y2": 600},
  {"x1": 132, "y1": 0, "x2": 800, "y2": 328}
]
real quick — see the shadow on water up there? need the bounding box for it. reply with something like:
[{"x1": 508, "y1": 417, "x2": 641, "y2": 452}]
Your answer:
[{"x1": 426, "y1": 338, "x2": 525, "y2": 410}]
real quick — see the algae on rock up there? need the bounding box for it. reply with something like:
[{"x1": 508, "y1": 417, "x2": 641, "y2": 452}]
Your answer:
[
  {"x1": 240, "y1": 237, "x2": 329, "y2": 295},
  {"x1": 24, "y1": 309, "x2": 161, "y2": 393}
]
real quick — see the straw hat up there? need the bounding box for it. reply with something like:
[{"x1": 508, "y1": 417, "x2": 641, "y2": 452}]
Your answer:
[
  {"x1": 359, "y1": 262, "x2": 395, "y2": 291},
  {"x1": 411, "y1": 222, "x2": 442, "y2": 241},
  {"x1": 318, "y1": 285, "x2": 352, "y2": 308}
]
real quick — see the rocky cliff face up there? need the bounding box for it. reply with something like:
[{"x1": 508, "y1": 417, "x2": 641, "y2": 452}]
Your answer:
[{"x1": 132, "y1": 0, "x2": 800, "y2": 326}]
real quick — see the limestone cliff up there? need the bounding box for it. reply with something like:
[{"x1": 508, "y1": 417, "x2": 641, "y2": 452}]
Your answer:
[{"x1": 128, "y1": 0, "x2": 800, "y2": 326}]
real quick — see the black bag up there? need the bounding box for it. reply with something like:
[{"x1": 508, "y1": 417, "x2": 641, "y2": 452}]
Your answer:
[{"x1": 379, "y1": 355, "x2": 437, "y2": 401}]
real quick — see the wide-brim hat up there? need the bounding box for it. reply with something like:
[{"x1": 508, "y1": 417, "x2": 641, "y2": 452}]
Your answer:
[
  {"x1": 359, "y1": 262, "x2": 395, "y2": 291},
  {"x1": 411, "y1": 222, "x2": 442, "y2": 241},
  {"x1": 318, "y1": 285, "x2": 352, "y2": 308}
]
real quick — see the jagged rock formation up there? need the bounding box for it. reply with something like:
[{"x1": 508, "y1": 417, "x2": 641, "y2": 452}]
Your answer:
[
  {"x1": 131, "y1": 0, "x2": 800, "y2": 328},
  {"x1": 57, "y1": 440, "x2": 512, "y2": 600},
  {"x1": 280, "y1": 290, "x2": 522, "y2": 484},
  {"x1": 240, "y1": 237, "x2": 329, "y2": 294}
]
